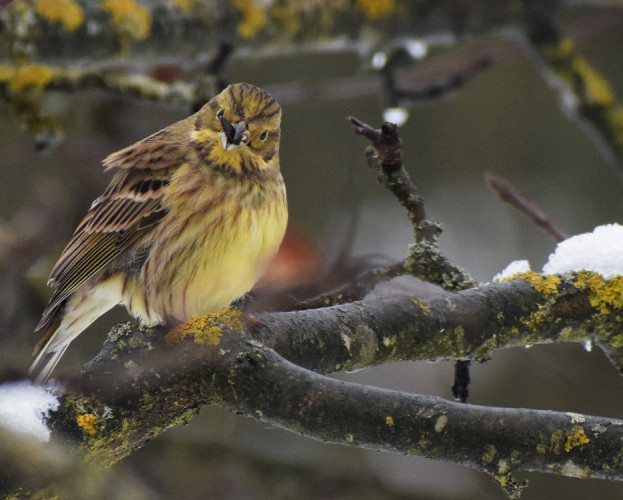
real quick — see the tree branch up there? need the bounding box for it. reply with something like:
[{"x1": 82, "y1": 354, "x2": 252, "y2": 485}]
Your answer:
[
  {"x1": 0, "y1": 271, "x2": 610, "y2": 500},
  {"x1": 521, "y1": 1, "x2": 623, "y2": 174},
  {"x1": 23, "y1": 275, "x2": 620, "y2": 500},
  {"x1": 286, "y1": 114, "x2": 477, "y2": 311},
  {"x1": 485, "y1": 172, "x2": 569, "y2": 242},
  {"x1": 347, "y1": 117, "x2": 477, "y2": 292}
]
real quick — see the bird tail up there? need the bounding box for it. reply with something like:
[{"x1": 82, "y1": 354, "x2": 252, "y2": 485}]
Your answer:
[
  {"x1": 30, "y1": 344, "x2": 71, "y2": 385},
  {"x1": 29, "y1": 302, "x2": 70, "y2": 384},
  {"x1": 30, "y1": 280, "x2": 122, "y2": 383}
]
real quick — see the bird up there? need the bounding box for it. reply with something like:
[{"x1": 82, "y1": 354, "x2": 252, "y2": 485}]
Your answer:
[{"x1": 29, "y1": 82, "x2": 288, "y2": 383}]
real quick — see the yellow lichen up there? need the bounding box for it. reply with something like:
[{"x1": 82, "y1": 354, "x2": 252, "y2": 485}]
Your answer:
[
  {"x1": 518, "y1": 271, "x2": 561, "y2": 296},
  {"x1": 558, "y1": 38, "x2": 575, "y2": 57},
  {"x1": 385, "y1": 416, "x2": 395, "y2": 427},
  {"x1": 609, "y1": 334, "x2": 623, "y2": 349},
  {"x1": 77, "y1": 413, "x2": 98, "y2": 435},
  {"x1": 525, "y1": 304, "x2": 552, "y2": 333},
  {"x1": 493, "y1": 468, "x2": 510, "y2": 488},
  {"x1": 36, "y1": 0, "x2": 85, "y2": 31},
  {"x1": 231, "y1": 0, "x2": 266, "y2": 38},
  {"x1": 165, "y1": 308, "x2": 243, "y2": 346},
  {"x1": 565, "y1": 427, "x2": 590, "y2": 452},
  {"x1": 101, "y1": 0, "x2": 152, "y2": 41},
  {"x1": 574, "y1": 271, "x2": 623, "y2": 313},
  {"x1": 551, "y1": 38, "x2": 615, "y2": 108},
  {"x1": 6, "y1": 64, "x2": 54, "y2": 91},
  {"x1": 354, "y1": 0, "x2": 395, "y2": 20},
  {"x1": 413, "y1": 299, "x2": 431, "y2": 314},
  {"x1": 556, "y1": 38, "x2": 612, "y2": 106},
  {"x1": 572, "y1": 54, "x2": 615, "y2": 107}
]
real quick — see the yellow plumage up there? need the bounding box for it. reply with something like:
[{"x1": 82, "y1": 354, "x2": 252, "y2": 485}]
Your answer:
[{"x1": 30, "y1": 82, "x2": 287, "y2": 382}]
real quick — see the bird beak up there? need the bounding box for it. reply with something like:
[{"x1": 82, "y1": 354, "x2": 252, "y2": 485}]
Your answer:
[{"x1": 219, "y1": 116, "x2": 248, "y2": 151}]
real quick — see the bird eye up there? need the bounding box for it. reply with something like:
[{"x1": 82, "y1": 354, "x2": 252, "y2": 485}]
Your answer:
[
  {"x1": 216, "y1": 108, "x2": 224, "y2": 119},
  {"x1": 259, "y1": 130, "x2": 268, "y2": 141}
]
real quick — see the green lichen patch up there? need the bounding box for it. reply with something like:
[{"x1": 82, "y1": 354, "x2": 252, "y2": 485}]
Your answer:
[
  {"x1": 405, "y1": 242, "x2": 474, "y2": 291},
  {"x1": 488, "y1": 467, "x2": 527, "y2": 500},
  {"x1": 81, "y1": 400, "x2": 198, "y2": 467},
  {"x1": 482, "y1": 444, "x2": 497, "y2": 464},
  {"x1": 550, "y1": 429, "x2": 564, "y2": 455},
  {"x1": 417, "y1": 324, "x2": 471, "y2": 360}
]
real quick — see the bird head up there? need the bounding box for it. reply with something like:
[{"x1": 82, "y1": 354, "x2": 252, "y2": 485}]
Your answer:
[{"x1": 193, "y1": 82, "x2": 282, "y2": 176}]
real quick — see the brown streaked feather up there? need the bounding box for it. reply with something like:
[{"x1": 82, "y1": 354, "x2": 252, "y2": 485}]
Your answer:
[
  {"x1": 35, "y1": 128, "x2": 189, "y2": 337},
  {"x1": 102, "y1": 121, "x2": 192, "y2": 172},
  {"x1": 33, "y1": 301, "x2": 65, "y2": 355}
]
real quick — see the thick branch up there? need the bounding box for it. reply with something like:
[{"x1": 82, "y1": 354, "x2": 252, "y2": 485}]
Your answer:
[
  {"x1": 36, "y1": 295, "x2": 623, "y2": 500},
  {"x1": 251, "y1": 273, "x2": 623, "y2": 373},
  {"x1": 14, "y1": 271, "x2": 618, "y2": 497}
]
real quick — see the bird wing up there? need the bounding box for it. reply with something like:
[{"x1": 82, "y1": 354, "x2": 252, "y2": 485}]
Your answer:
[{"x1": 35, "y1": 125, "x2": 190, "y2": 334}]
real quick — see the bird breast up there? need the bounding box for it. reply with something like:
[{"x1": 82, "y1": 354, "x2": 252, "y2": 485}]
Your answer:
[{"x1": 143, "y1": 170, "x2": 287, "y2": 323}]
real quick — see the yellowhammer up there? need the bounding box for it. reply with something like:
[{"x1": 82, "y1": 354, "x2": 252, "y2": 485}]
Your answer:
[{"x1": 30, "y1": 82, "x2": 287, "y2": 382}]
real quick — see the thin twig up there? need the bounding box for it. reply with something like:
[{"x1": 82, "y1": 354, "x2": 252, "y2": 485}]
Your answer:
[
  {"x1": 349, "y1": 116, "x2": 477, "y2": 291},
  {"x1": 349, "y1": 117, "x2": 430, "y2": 237},
  {"x1": 294, "y1": 260, "x2": 408, "y2": 310},
  {"x1": 485, "y1": 172, "x2": 568, "y2": 242}
]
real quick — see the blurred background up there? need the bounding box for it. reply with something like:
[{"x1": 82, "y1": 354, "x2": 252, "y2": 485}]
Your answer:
[{"x1": 2, "y1": 1, "x2": 623, "y2": 499}]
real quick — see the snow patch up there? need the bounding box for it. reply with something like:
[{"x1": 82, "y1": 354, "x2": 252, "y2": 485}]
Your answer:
[
  {"x1": 543, "y1": 224, "x2": 623, "y2": 278},
  {"x1": 493, "y1": 260, "x2": 531, "y2": 282},
  {"x1": 0, "y1": 380, "x2": 59, "y2": 442}
]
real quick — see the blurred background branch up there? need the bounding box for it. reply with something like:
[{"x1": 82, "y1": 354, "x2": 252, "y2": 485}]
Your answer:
[
  {"x1": 2, "y1": 1, "x2": 623, "y2": 161},
  {"x1": 521, "y1": 0, "x2": 623, "y2": 174}
]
